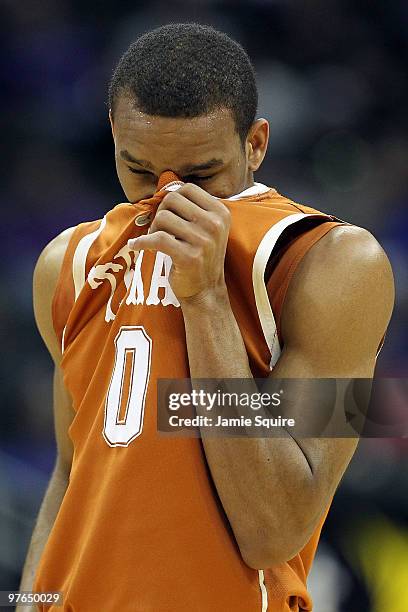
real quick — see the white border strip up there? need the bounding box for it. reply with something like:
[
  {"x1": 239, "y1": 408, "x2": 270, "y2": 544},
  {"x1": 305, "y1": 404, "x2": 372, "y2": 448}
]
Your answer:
[
  {"x1": 61, "y1": 325, "x2": 67, "y2": 354},
  {"x1": 160, "y1": 181, "x2": 270, "y2": 200},
  {"x1": 72, "y1": 216, "x2": 107, "y2": 300},
  {"x1": 61, "y1": 216, "x2": 107, "y2": 353},
  {"x1": 253, "y1": 213, "x2": 324, "y2": 369},
  {"x1": 258, "y1": 570, "x2": 268, "y2": 612},
  {"x1": 227, "y1": 182, "x2": 270, "y2": 201}
]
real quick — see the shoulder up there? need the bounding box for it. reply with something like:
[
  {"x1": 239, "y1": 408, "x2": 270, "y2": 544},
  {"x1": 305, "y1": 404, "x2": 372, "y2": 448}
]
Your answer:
[
  {"x1": 304, "y1": 223, "x2": 389, "y2": 258},
  {"x1": 34, "y1": 226, "x2": 76, "y2": 287},
  {"x1": 280, "y1": 225, "x2": 395, "y2": 373},
  {"x1": 33, "y1": 226, "x2": 76, "y2": 363},
  {"x1": 292, "y1": 224, "x2": 394, "y2": 295}
]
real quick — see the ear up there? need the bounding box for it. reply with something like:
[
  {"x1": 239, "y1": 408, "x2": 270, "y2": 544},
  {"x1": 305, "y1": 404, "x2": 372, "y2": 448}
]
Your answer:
[
  {"x1": 109, "y1": 110, "x2": 115, "y2": 139},
  {"x1": 246, "y1": 119, "x2": 269, "y2": 172}
]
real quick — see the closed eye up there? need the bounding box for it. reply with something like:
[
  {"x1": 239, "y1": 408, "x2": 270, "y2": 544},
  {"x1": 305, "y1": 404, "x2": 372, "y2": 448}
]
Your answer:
[
  {"x1": 128, "y1": 166, "x2": 155, "y2": 177},
  {"x1": 184, "y1": 175, "x2": 213, "y2": 182},
  {"x1": 128, "y1": 166, "x2": 214, "y2": 182}
]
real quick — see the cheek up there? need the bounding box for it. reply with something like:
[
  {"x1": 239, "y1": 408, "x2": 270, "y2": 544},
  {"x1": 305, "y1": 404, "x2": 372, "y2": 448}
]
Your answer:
[
  {"x1": 204, "y1": 176, "x2": 239, "y2": 199},
  {"x1": 207, "y1": 159, "x2": 246, "y2": 198},
  {"x1": 115, "y1": 158, "x2": 129, "y2": 186},
  {"x1": 116, "y1": 165, "x2": 133, "y2": 196}
]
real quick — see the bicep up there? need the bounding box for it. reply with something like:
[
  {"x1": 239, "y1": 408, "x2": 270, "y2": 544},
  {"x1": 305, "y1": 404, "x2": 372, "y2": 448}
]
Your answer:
[
  {"x1": 33, "y1": 226, "x2": 75, "y2": 362},
  {"x1": 268, "y1": 225, "x2": 394, "y2": 500},
  {"x1": 33, "y1": 226, "x2": 76, "y2": 475},
  {"x1": 279, "y1": 225, "x2": 395, "y2": 377}
]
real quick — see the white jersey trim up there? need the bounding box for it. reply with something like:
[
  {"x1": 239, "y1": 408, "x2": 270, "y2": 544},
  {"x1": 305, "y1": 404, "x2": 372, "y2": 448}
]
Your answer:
[
  {"x1": 258, "y1": 570, "x2": 268, "y2": 611},
  {"x1": 61, "y1": 216, "x2": 107, "y2": 353},
  {"x1": 227, "y1": 182, "x2": 270, "y2": 201},
  {"x1": 160, "y1": 180, "x2": 271, "y2": 200},
  {"x1": 72, "y1": 216, "x2": 107, "y2": 301},
  {"x1": 252, "y1": 213, "x2": 325, "y2": 369}
]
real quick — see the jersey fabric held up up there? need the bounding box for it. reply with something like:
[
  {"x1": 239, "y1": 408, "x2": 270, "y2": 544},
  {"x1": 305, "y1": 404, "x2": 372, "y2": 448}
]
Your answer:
[{"x1": 33, "y1": 171, "x2": 346, "y2": 611}]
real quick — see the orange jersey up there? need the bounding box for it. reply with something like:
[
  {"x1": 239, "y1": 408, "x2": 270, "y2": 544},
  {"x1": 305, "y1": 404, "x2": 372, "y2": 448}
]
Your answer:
[{"x1": 34, "y1": 172, "x2": 346, "y2": 611}]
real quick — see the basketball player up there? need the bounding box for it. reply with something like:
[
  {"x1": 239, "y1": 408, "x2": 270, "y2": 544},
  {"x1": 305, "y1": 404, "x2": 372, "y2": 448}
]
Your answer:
[{"x1": 19, "y1": 23, "x2": 394, "y2": 611}]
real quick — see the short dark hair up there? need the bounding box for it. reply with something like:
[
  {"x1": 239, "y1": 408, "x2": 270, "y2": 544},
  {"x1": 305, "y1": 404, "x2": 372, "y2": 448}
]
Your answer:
[{"x1": 108, "y1": 23, "x2": 258, "y2": 143}]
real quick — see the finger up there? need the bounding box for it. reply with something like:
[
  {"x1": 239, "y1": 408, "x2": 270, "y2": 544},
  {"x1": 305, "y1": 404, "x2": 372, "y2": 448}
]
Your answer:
[
  {"x1": 176, "y1": 183, "x2": 224, "y2": 212},
  {"x1": 159, "y1": 191, "x2": 231, "y2": 237},
  {"x1": 151, "y1": 209, "x2": 210, "y2": 246},
  {"x1": 176, "y1": 183, "x2": 232, "y2": 229},
  {"x1": 158, "y1": 191, "x2": 208, "y2": 223},
  {"x1": 128, "y1": 231, "x2": 189, "y2": 264}
]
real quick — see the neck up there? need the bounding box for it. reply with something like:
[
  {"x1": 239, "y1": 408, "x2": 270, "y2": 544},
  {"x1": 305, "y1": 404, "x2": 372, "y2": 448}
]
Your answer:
[{"x1": 245, "y1": 168, "x2": 255, "y2": 189}]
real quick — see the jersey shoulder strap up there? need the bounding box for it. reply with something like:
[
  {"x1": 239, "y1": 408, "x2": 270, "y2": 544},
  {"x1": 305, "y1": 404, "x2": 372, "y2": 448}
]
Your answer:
[
  {"x1": 266, "y1": 219, "x2": 344, "y2": 347},
  {"x1": 52, "y1": 219, "x2": 103, "y2": 351}
]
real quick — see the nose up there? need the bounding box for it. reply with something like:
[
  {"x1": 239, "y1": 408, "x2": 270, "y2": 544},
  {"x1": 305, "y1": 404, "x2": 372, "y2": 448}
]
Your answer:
[{"x1": 156, "y1": 170, "x2": 183, "y2": 193}]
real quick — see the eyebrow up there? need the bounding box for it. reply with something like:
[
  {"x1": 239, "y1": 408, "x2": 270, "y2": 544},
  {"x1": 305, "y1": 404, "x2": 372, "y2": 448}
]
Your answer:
[
  {"x1": 180, "y1": 159, "x2": 224, "y2": 174},
  {"x1": 119, "y1": 150, "x2": 224, "y2": 174},
  {"x1": 120, "y1": 150, "x2": 154, "y2": 169}
]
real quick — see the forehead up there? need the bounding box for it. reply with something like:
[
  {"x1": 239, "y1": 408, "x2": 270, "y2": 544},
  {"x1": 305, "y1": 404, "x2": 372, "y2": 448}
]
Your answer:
[{"x1": 112, "y1": 96, "x2": 239, "y2": 166}]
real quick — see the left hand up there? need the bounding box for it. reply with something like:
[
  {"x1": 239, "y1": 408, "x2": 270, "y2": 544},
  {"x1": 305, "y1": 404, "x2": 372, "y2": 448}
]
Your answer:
[{"x1": 128, "y1": 183, "x2": 231, "y2": 301}]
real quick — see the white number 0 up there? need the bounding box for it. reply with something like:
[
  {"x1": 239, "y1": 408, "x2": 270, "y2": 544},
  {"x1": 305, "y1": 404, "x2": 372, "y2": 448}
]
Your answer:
[{"x1": 103, "y1": 326, "x2": 152, "y2": 447}]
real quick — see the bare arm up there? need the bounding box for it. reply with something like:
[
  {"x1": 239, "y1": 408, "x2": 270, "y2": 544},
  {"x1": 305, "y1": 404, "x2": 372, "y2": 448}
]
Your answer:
[
  {"x1": 17, "y1": 227, "x2": 76, "y2": 605},
  {"x1": 128, "y1": 184, "x2": 395, "y2": 569},
  {"x1": 181, "y1": 225, "x2": 395, "y2": 568}
]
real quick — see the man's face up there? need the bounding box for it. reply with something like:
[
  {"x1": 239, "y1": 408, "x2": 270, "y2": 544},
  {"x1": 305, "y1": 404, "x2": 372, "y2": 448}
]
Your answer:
[{"x1": 110, "y1": 96, "x2": 257, "y2": 202}]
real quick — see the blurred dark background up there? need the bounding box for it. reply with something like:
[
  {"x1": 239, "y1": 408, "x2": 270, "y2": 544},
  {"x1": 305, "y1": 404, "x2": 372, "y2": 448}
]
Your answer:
[{"x1": 0, "y1": 1, "x2": 407, "y2": 611}]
